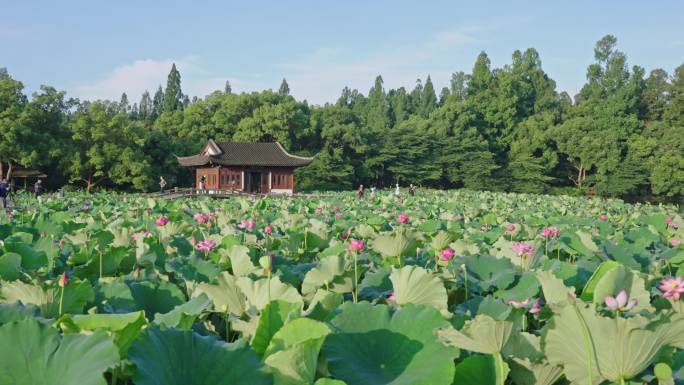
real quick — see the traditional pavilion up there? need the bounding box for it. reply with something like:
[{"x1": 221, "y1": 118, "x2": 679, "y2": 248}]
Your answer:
[{"x1": 176, "y1": 139, "x2": 314, "y2": 194}]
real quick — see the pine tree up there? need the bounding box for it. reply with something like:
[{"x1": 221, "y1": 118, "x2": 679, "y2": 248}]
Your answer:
[
  {"x1": 152, "y1": 86, "x2": 164, "y2": 118},
  {"x1": 163, "y1": 63, "x2": 182, "y2": 113},
  {"x1": 438, "y1": 87, "x2": 450, "y2": 106},
  {"x1": 419, "y1": 75, "x2": 437, "y2": 117},
  {"x1": 118, "y1": 93, "x2": 129, "y2": 113},
  {"x1": 224, "y1": 80, "x2": 232, "y2": 94},
  {"x1": 410, "y1": 79, "x2": 423, "y2": 113},
  {"x1": 139, "y1": 90, "x2": 153, "y2": 120},
  {"x1": 279, "y1": 78, "x2": 290, "y2": 96},
  {"x1": 367, "y1": 75, "x2": 389, "y2": 130}
]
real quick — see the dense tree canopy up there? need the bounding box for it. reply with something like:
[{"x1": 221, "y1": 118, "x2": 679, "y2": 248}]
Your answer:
[{"x1": 0, "y1": 35, "x2": 682, "y2": 201}]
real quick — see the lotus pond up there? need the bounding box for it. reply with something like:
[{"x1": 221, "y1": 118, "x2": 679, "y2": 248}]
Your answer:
[{"x1": 0, "y1": 190, "x2": 683, "y2": 385}]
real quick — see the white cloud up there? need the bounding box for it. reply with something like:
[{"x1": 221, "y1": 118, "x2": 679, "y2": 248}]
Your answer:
[
  {"x1": 72, "y1": 57, "x2": 266, "y2": 102},
  {"x1": 72, "y1": 28, "x2": 481, "y2": 104},
  {"x1": 279, "y1": 29, "x2": 480, "y2": 104}
]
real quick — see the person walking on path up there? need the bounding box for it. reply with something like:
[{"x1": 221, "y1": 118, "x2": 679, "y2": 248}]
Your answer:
[
  {"x1": 0, "y1": 179, "x2": 7, "y2": 209},
  {"x1": 159, "y1": 176, "x2": 167, "y2": 194},
  {"x1": 394, "y1": 183, "x2": 401, "y2": 197},
  {"x1": 356, "y1": 184, "x2": 364, "y2": 198},
  {"x1": 409, "y1": 184, "x2": 416, "y2": 196}
]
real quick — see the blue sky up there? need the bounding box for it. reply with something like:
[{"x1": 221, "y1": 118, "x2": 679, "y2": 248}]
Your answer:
[{"x1": 2, "y1": 1, "x2": 683, "y2": 105}]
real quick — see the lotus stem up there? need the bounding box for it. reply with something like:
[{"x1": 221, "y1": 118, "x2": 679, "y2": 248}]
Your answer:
[
  {"x1": 58, "y1": 286, "x2": 65, "y2": 317},
  {"x1": 225, "y1": 311, "x2": 231, "y2": 342},
  {"x1": 494, "y1": 352, "x2": 506, "y2": 385},
  {"x1": 353, "y1": 251, "x2": 359, "y2": 303},
  {"x1": 99, "y1": 250, "x2": 103, "y2": 279}
]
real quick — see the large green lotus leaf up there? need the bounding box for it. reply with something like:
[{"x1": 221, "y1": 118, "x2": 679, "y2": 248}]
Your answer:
[
  {"x1": 536, "y1": 270, "x2": 575, "y2": 307},
  {"x1": 301, "y1": 255, "x2": 352, "y2": 297},
  {"x1": 503, "y1": 333, "x2": 563, "y2": 385},
  {"x1": 228, "y1": 245, "x2": 260, "y2": 277},
  {"x1": 508, "y1": 358, "x2": 564, "y2": 385},
  {"x1": 167, "y1": 256, "x2": 219, "y2": 283},
  {"x1": 0, "y1": 318, "x2": 119, "y2": 385},
  {"x1": 461, "y1": 254, "x2": 517, "y2": 293},
  {"x1": 437, "y1": 314, "x2": 514, "y2": 354},
  {"x1": 544, "y1": 303, "x2": 684, "y2": 384},
  {"x1": 193, "y1": 272, "x2": 246, "y2": 316},
  {"x1": 314, "y1": 379, "x2": 346, "y2": 385},
  {"x1": 263, "y1": 318, "x2": 331, "y2": 385},
  {"x1": 237, "y1": 276, "x2": 303, "y2": 312},
  {"x1": 303, "y1": 289, "x2": 344, "y2": 321},
  {"x1": 4, "y1": 232, "x2": 48, "y2": 270},
  {"x1": 128, "y1": 280, "x2": 186, "y2": 319},
  {"x1": 560, "y1": 231, "x2": 598, "y2": 257},
  {"x1": 370, "y1": 230, "x2": 417, "y2": 259},
  {"x1": 580, "y1": 262, "x2": 652, "y2": 312},
  {"x1": 94, "y1": 278, "x2": 136, "y2": 313},
  {"x1": 322, "y1": 303, "x2": 458, "y2": 385},
  {"x1": 579, "y1": 260, "x2": 621, "y2": 301},
  {"x1": 264, "y1": 317, "x2": 331, "y2": 357},
  {"x1": 0, "y1": 302, "x2": 39, "y2": 325},
  {"x1": 358, "y1": 267, "x2": 392, "y2": 299},
  {"x1": 62, "y1": 310, "x2": 147, "y2": 355},
  {"x1": 450, "y1": 239, "x2": 480, "y2": 256},
  {"x1": 265, "y1": 339, "x2": 326, "y2": 385},
  {"x1": 0, "y1": 279, "x2": 94, "y2": 318},
  {"x1": 129, "y1": 328, "x2": 272, "y2": 385},
  {"x1": 153, "y1": 293, "x2": 212, "y2": 330},
  {"x1": 389, "y1": 265, "x2": 448, "y2": 314},
  {"x1": 429, "y1": 231, "x2": 452, "y2": 251},
  {"x1": 0, "y1": 252, "x2": 21, "y2": 280},
  {"x1": 252, "y1": 300, "x2": 302, "y2": 357},
  {"x1": 452, "y1": 354, "x2": 509, "y2": 385},
  {"x1": 494, "y1": 272, "x2": 539, "y2": 302}
]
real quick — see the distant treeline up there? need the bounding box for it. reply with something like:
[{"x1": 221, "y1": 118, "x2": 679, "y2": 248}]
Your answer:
[{"x1": 0, "y1": 35, "x2": 682, "y2": 201}]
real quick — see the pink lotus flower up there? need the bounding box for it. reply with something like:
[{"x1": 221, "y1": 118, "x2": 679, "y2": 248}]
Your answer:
[
  {"x1": 508, "y1": 299, "x2": 530, "y2": 308},
  {"x1": 540, "y1": 226, "x2": 560, "y2": 239},
  {"x1": 387, "y1": 292, "x2": 396, "y2": 303},
  {"x1": 604, "y1": 289, "x2": 637, "y2": 312},
  {"x1": 155, "y1": 216, "x2": 169, "y2": 226},
  {"x1": 332, "y1": 206, "x2": 340, "y2": 212},
  {"x1": 238, "y1": 220, "x2": 256, "y2": 230},
  {"x1": 512, "y1": 242, "x2": 534, "y2": 257},
  {"x1": 599, "y1": 213, "x2": 608, "y2": 221},
  {"x1": 341, "y1": 231, "x2": 349, "y2": 239},
  {"x1": 58, "y1": 272, "x2": 69, "y2": 287},
  {"x1": 666, "y1": 216, "x2": 674, "y2": 223},
  {"x1": 440, "y1": 247, "x2": 455, "y2": 261},
  {"x1": 672, "y1": 239, "x2": 681, "y2": 247},
  {"x1": 207, "y1": 212, "x2": 217, "y2": 220},
  {"x1": 131, "y1": 230, "x2": 151, "y2": 242},
  {"x1": 529, "y1": 299, "x2": 542, "y2": 314},
  {"x1": 196, "y1": 239, "x2": 217, "y2": 253},
  {"x1": 397, "y1": 214, "x2": 410, "y2": 224},
  {"x1": 264, "y1": 225, "x2": 273, "y2": 234},
  {"x1": 315, "y1": 208, "x2": 323, "y2": 216},
  {"x1": 347, "y1": 239, "x2": 365, "y2": 253},
  {"x1": 194, "y1": 213, "x2": 209, "y2": 225},
  {"x1": 480, "y1": 226, "x2": 488, "y2": 232},
  {"x1": 506, "y1": 224, "x2": 516, "y2": 232},
  {"x1": 335, "y1": 212, "x2": 343, "y2": 219},
  {"x1": 659, "y1": 277, "x2": 684, "y2": 300}
]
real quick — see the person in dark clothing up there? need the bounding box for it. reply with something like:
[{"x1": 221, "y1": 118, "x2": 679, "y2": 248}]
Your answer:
[
  {"x1": 34, "y1": 179, "x2": 44, "y2": 197},
  {"x1": 0, "y1": 179, "x2": 7, "y2": 209},
  {"x1": 356, "y1": 184, "x2": 364, "y2": 198}
]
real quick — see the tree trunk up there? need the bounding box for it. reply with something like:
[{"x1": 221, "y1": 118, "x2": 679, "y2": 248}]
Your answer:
[
  {"x1": 86, "y1": 175, "x2": 93, "y2": 193},
  {"x1": 6, "y1": 162, "x2": 13, "y2": 181}
]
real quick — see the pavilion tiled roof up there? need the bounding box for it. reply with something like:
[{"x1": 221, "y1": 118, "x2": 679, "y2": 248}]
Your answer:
[{"x1": 177, "y1": 140, "x2": 314, "y2": 168}]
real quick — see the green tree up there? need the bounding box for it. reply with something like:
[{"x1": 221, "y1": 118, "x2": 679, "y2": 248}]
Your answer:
[
  {"x1": 152, "y1": 86, "x2": 164, "y2": 119},
  {"x1": 419, "y1": 75, "x2": 437, "y2": 117},
  {"x1": 225, "y1": 80, "x2": 232, "y2": 94},
  {"x1": 163, "y1": 64, "x2": 182, "y2": 113},
  {"x1": 139, "y1": 90, "x2": 153, "y2": 121},
  {"x1": 366, "y1": 75, "x2": 389, "y2": 130},
  {"x1": 278, "y1": 78, "x2": 290, "y2": 96}
]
